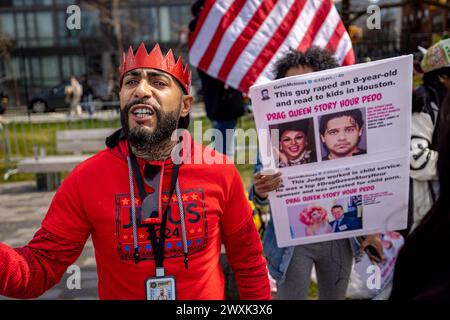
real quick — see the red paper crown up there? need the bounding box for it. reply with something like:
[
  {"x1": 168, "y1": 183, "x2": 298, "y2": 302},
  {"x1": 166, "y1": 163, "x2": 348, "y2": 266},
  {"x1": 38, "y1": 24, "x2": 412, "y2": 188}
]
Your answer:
[{"x1": 119, "y1": 43, "x2": 191, "y2": 94}]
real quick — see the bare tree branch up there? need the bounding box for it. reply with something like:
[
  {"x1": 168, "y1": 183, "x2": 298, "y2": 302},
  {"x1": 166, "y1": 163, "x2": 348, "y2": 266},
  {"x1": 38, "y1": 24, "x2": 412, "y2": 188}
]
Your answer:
[
  {"x1": 0, "y1": 33, "x2": 15, "y2": 58},
  {"x1": 344, "y1": 0, "x2": 450, "y2": 26}
]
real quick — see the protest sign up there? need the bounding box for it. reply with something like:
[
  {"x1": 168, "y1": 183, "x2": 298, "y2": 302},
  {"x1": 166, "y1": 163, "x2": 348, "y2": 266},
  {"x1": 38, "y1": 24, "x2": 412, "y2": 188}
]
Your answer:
[{"x1": 250, "y1": 56, "x2": 413, "y2": 247}]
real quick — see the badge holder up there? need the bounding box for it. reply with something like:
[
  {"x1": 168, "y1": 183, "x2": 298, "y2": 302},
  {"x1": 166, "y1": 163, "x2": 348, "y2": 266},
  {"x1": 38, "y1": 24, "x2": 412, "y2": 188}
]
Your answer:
[
  {"x1": 145, "y1": 268, "x2": 177, "y2": 300},
  {"x1": 128, "y1": 154, "x2": 180, "y2": 300}
]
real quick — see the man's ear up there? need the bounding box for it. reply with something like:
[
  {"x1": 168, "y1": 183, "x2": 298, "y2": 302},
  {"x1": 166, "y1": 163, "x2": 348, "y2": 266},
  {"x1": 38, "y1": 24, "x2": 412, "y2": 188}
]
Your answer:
[
  {"x1": 180, "y1": 94, "x2": 193, "y2": 118},
  {"x1": 320, "y1": 134, "x2": 325, "y2": 143}
]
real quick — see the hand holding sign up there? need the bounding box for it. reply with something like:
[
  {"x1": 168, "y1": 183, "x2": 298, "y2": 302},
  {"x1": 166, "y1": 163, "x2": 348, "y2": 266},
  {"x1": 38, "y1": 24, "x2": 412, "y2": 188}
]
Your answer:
[
  {"x1": 254, "y1": 169, "x2": 282, "y2": 200},
  {"x1": 360, "y1": 234, "x2": 384, "y2": 263}
]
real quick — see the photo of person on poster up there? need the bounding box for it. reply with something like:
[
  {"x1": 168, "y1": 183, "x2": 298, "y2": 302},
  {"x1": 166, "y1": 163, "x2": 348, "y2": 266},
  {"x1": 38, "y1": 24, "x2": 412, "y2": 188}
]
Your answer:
[
  {"x1": 329, "y1": 204, "x2": 363, "y2": 233},
  {"x1": 319, "y1": 108, "x2": 367, "y2": 161},
  {"x1": 299, "y1": 205, "x2": 332, "y2": 236},
  {"x1": 270, "y1": 118, "x2": 317, "y2": 167},
  {"x1": 261, "y1": 88, "x2": 271, "y2": 101}
]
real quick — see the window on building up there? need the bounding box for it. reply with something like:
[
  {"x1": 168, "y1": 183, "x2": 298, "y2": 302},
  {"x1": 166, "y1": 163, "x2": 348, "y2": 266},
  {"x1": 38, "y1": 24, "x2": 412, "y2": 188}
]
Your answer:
[
  {"x1": 57, "y1": 11, "x2": 79, "y2": 46},
  {"x1": 14, "y1": 0, "x2": 55, "y2": 5},
  {"x1": 169, "y1": 6, "x2": 184, "y2": 43},
  {"x1": 61, "y1": 55, "x2": 86, "y2": 79},
  {"x1": 36, "y1": 12, "x2": 54, "y2": 46},
  {"x1": 86, "y1": 54, "x2": 102, "y2": 76},
  {"x1": 62, "y1": 56, "x2": 72, "y2": 79},
  {"x1": 36, "y1": 0, "x2": 53, "y2": 5},
  {"x1": 119, "y1": 8, "x2": 130, "y2": 37},
  {"x1": 12, "y1": 0, "x2": 26, "y2": 6},
  {"x1": 21, "y1": 56, "x2": 53, "y2": 88},
  {"x1": 28, "y1": 57, "x2": 42, "y2": 86},
  {"x1": 150, "y1": 6, "x2": 159, "y2": 42},
  {"x1": 14, "y1": 0, "x2": 54, "y2": 5},
  {"x1": 14, "y1": 58, "x2": 22, "y2": 79},
  {"x1": 15, "y1": 13, "x2": 26, "y2": 46},
  {"x1": 54, "y1": 0, "x2": 73, "y2": 4},
  {"x1": 159, "y1": 6, "x2": 171, "y2": 42},
  {"x1": 432, "y1": 13, "x2": 444, "y2": 33},
  {"x1": 26, "y1": 12, "x2": 37, "y2": 46},
  {"x1": 0, "y1": 11, "x2": 58, "y2": 48},
  {"x1": 72, "y1": 55, "x2": 86, "y2": 75},
  {"x1": 133, "y1": 6, "x2": 159, "y2": 43},
  {"x1": 41, "y1": 56, "x2": 59, "y2": 86},
  {"x1": 0, "y1": 14, "x2": 16, "y2": 38},
  {"x1": 168, "y1": 5, "x2": 191, "y2": 43},
  {"x1": 0, "y1": 60, "x2": 4, "y2": 77},
  {"x1": 10, "y1": 58, "x2": 21, "y2": 80},
  {"x1": 80, "y1": 10, "x2": 100, "y2": 37},
  {"x1": 180, "y1": 5, "x2": 191, "y2": 27}
]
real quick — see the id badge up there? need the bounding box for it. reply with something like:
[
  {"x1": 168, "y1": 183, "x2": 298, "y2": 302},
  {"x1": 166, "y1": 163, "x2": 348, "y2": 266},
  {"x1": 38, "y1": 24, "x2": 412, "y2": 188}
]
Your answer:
[{"x1": 145, "y1": 276, "x2": 176, "y2": 300}]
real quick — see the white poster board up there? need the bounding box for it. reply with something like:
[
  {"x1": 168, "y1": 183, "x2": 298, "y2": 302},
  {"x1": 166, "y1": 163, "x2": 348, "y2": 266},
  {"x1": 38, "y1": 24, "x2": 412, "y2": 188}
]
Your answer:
[{"x1": 249, "y1": 56, "x2": 413, "y2": 247}]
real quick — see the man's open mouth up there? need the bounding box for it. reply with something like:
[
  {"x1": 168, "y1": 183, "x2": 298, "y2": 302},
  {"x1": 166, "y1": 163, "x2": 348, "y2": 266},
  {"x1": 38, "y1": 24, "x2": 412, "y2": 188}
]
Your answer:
[{"x1": 130, "y1": 106, "x2": 154, "y2": 118}]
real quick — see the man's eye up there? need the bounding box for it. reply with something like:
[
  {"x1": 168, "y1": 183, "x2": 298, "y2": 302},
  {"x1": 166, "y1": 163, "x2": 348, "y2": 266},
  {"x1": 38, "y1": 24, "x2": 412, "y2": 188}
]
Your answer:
[
  {"x1": 327, "y1": 130, "x2": 337, "y2": 135},
  {"x1": 125, "y1": 79, "x2": 138, "y2": 85},
  {"x1": 153, "y1": 80, "x2": 167, "y2": 87},
  {"x1": 345, "y1": 127, "x2": 355, "y2": 133}
]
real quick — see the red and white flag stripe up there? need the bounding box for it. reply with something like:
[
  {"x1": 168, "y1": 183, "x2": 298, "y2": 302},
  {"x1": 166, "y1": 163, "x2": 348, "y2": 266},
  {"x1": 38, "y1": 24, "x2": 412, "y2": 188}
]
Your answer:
[{"x1": 189, "y1": 0, "x2": 355, "y2": 93}]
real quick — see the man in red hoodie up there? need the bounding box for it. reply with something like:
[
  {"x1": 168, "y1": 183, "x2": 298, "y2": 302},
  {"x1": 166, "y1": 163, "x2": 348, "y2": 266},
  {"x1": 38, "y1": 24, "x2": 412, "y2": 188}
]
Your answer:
[{"x1": 0, "y1": 43, "x2": 270, "y2": 300}]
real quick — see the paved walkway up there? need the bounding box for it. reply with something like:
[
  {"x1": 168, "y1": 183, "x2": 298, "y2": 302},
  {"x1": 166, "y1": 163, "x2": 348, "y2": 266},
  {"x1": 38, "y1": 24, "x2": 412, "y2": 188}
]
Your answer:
[{"x1": 0, "y1": 182, "x2": 98, "y2": 300}]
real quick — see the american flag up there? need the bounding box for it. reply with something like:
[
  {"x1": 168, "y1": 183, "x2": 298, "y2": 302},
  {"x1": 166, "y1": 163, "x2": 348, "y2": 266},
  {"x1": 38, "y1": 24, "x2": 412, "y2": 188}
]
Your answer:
[{"x1": 189, "y1": 0, "x2": 355, "y2": 93}]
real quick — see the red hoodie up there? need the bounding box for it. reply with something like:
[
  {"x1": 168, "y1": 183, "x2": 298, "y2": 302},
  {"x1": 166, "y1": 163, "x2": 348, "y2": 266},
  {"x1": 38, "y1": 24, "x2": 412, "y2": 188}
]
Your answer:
[{"x1": 0, "y1": 131, "x2": 270, "y2": 300}]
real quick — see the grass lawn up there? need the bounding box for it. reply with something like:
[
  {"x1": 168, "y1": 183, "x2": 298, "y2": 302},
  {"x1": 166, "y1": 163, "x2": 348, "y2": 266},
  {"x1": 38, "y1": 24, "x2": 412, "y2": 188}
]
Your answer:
[{"x1": 1, "y1": 114, "x2": 257, "y2": 189}]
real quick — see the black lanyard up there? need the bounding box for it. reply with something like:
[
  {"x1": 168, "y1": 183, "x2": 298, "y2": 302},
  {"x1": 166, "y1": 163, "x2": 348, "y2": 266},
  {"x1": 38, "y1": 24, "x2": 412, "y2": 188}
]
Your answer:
[{"x1": 128, "y1": 146, "x2": 179, "y2": 271}]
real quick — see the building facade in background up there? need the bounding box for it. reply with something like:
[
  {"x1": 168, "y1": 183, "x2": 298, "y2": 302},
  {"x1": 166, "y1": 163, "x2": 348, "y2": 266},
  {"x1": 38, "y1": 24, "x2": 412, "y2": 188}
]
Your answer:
[
  {"x1": 335, "y1": 0, "x2": 449, "y2": 61},
  {"x1": 0, "y1": 0, "x2": 193, "y2": 107},
  {"x1": 401, "y1": 0, "x2": 450, "y2": 52},
  {"x1": 1, "y1": 0, "x2": 449, "y2": 107}
]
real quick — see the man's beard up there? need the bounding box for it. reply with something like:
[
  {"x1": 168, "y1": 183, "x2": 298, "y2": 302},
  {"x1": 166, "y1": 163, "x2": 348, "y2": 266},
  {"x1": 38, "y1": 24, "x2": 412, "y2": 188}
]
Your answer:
[{"x1": 121, "y1": 98, "x2": 180, "y2": 161}]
